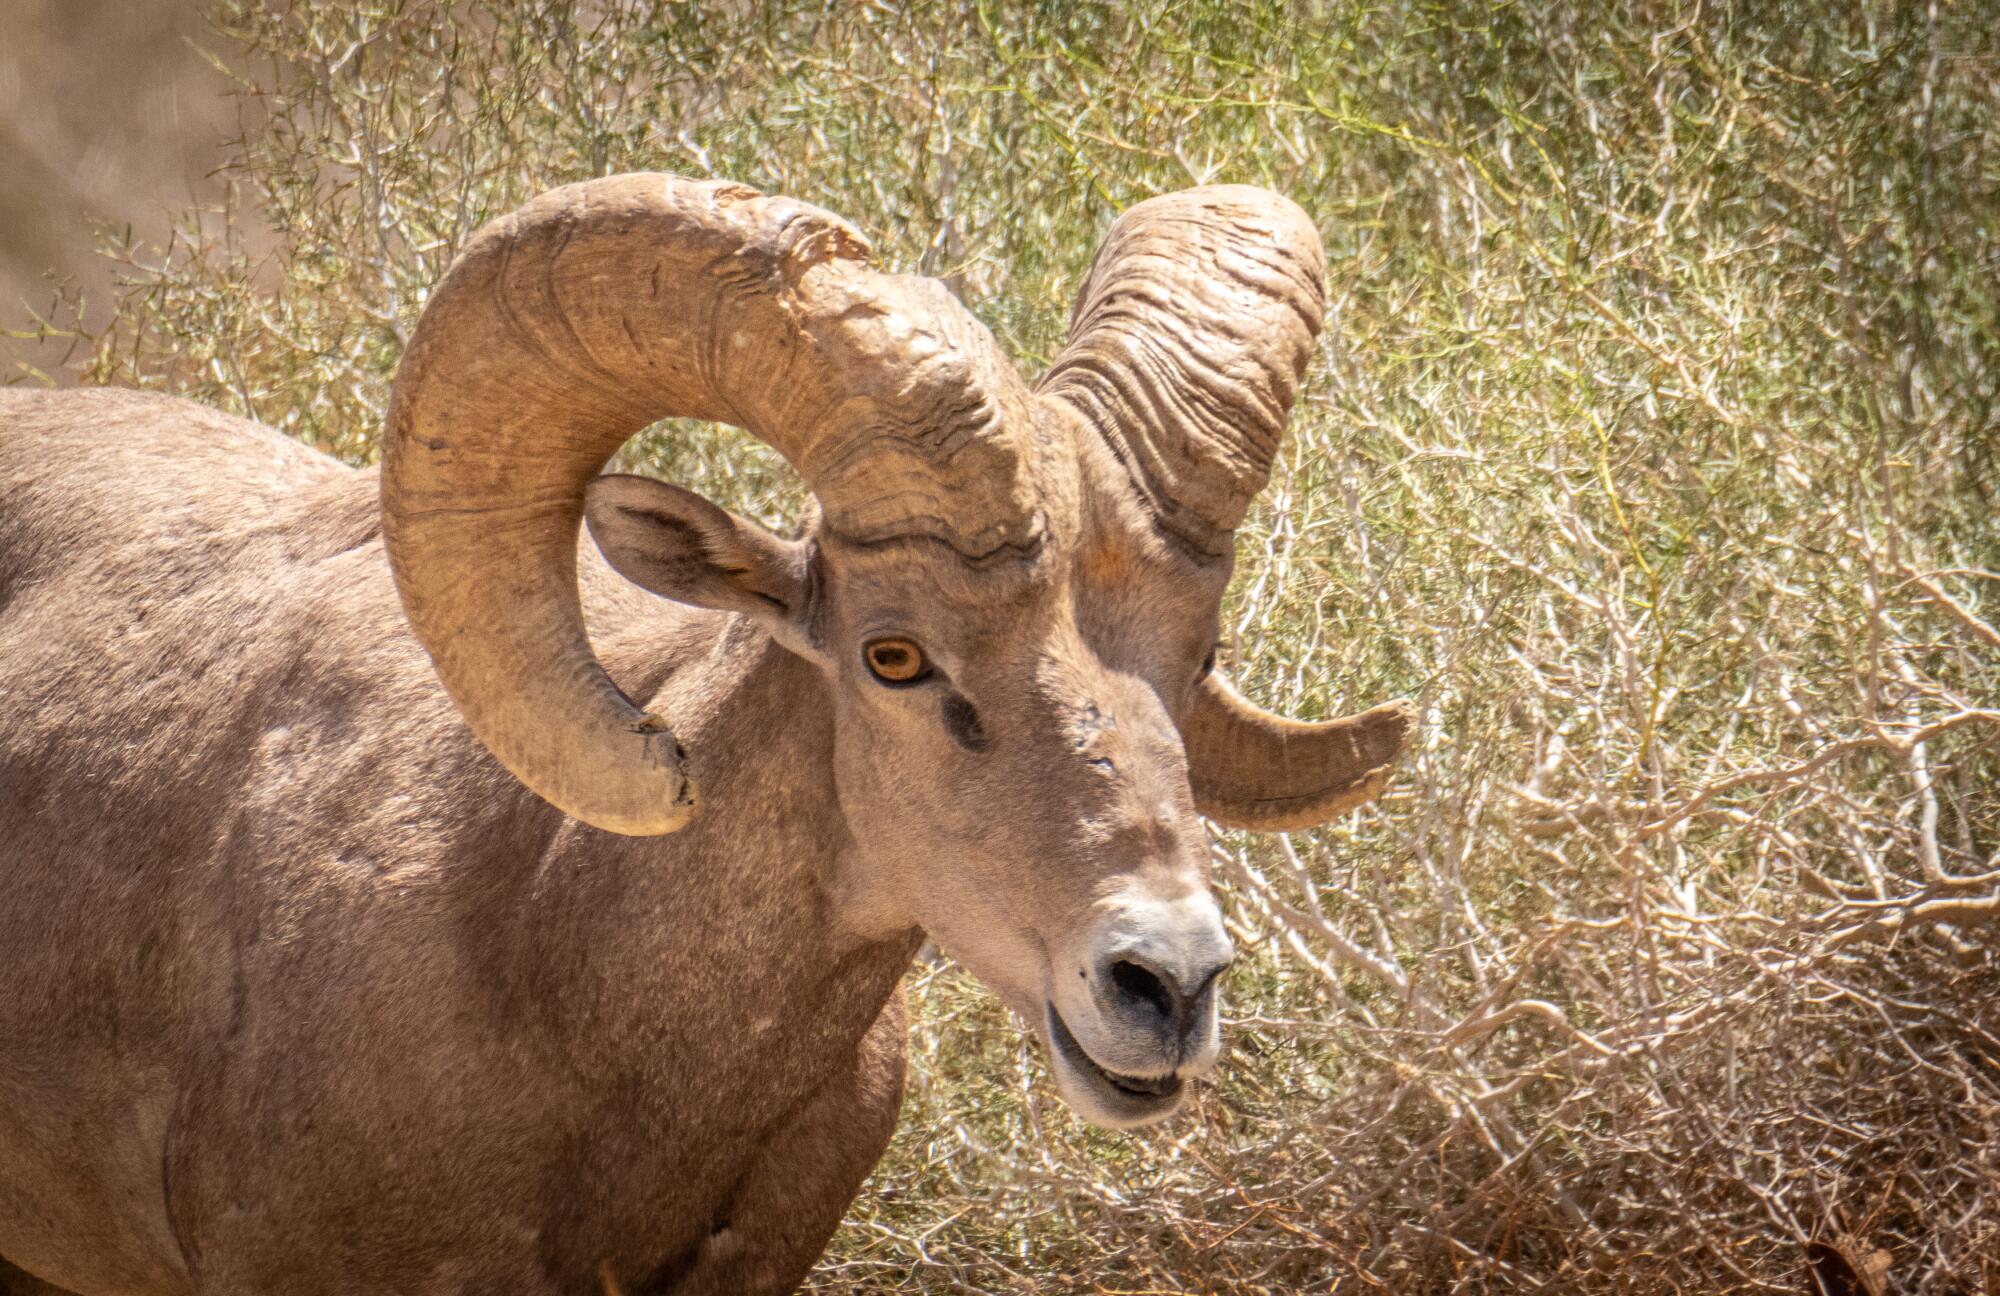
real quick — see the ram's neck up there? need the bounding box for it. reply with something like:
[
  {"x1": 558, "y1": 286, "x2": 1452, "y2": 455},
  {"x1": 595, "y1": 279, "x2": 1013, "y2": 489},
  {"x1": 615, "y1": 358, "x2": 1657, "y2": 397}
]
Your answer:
[{"x1": 518, "y1": 594, "x2": 916, "y2": 1099}]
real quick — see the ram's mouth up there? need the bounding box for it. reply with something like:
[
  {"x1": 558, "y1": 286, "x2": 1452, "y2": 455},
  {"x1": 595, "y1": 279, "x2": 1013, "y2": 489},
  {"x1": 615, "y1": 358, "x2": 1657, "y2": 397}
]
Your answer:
[{"x1": 1045, "y1": 1003, "x2": 1184, "y2": 1125}]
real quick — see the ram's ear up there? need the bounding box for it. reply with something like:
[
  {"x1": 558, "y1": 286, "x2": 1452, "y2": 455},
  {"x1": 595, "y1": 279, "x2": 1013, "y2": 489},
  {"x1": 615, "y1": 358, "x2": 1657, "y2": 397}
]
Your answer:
[
  {"x1": 1183, "y1": 673, "x2": 1413, "y2": 831},
  {"x1": 585, "y1": 474, "x2": 810, "y2": 641}
]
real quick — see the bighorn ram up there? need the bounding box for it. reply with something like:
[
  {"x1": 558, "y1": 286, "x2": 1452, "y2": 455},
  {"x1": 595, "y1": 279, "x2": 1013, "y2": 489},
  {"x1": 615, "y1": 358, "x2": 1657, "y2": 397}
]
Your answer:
[{"x1": 0, "y1": 175, "x2": 1409, "y2": 1294}]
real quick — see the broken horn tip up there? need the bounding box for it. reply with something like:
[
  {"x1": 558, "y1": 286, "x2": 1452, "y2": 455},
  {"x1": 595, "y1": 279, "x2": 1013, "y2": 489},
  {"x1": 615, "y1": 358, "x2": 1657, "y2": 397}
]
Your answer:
[{"x1": 1369, "y1": 696, "x2": 1419, "y2": 732}]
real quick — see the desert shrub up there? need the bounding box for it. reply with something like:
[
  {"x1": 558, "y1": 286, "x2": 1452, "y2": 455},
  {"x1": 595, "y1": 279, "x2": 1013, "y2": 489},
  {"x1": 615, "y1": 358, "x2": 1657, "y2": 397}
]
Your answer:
[{"x1": 67, "y1": 1, "x2": 2000, "y2": 1290}]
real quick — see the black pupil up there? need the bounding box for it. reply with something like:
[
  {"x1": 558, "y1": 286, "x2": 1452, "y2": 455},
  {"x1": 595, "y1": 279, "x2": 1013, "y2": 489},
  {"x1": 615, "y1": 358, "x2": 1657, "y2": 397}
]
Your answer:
[
  {"x1": 1201, "y1": 648, "x2": 1216, "y2": 677},
  {"x1": 874, "y1": 645, "x2": 911, "y2": 674}
]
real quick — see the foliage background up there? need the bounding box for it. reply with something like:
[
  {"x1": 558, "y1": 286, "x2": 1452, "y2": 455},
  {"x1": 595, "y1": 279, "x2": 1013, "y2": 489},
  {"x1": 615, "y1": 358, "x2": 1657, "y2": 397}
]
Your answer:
[
  {"x1": 0, "y1": 0, "x2": 237, "y2": 384},
  {"x1": 21, "y1": 1, "x2": 2000, "y2": 1290}
]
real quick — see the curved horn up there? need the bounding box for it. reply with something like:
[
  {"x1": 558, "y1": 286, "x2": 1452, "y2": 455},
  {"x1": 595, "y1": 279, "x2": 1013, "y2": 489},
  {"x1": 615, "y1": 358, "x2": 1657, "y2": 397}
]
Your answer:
[
  {"x1": 382, "y1": 174, "x2": 1038, "y2": 835},
  {"x1": 1044, "y1": 186, "x2": 1402, "y2": 826},
  {"x1": 1184, "y1": 674, "x2": 1413, "y2": 831},
  {"x1": 1039, "y1": 185, "x2": 1325, "y2": 556}
]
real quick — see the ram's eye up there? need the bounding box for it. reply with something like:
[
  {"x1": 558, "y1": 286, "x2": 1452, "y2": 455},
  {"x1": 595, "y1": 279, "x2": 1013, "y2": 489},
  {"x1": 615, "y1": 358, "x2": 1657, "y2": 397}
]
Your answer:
[
  {"x1": 1199, "y1": 645, "x2": 1218, "y2": 679},
  {"x1": 864, "y1": 638, "x2": 930, "y2": 685}
]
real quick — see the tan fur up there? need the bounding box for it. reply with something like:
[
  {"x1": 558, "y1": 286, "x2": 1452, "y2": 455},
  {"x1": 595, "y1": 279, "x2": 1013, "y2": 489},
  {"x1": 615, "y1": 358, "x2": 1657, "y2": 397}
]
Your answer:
[
  {"x1": 0, "y1": 389, "x2": 911, "y2": 1293},
  {"x1": 0, "y1": 176, "x2": 1408, "y2": 1294}
]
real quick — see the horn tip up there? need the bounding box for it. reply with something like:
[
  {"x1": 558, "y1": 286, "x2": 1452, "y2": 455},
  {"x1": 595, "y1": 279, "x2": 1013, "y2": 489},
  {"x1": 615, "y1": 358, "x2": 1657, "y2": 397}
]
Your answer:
[
  {"x1": 1373, "y1": 697, "x2": 1419, "y2": 745},
  {"x1": 582, "y1": 775, "x2": 699, "y2": 837}
]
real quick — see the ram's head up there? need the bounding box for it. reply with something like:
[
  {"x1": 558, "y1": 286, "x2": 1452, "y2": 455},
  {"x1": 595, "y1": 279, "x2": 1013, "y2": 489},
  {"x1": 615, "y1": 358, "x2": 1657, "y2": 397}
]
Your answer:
[{"x1": 382, "y1": 175, "x2": 1410, "y2": 1127}]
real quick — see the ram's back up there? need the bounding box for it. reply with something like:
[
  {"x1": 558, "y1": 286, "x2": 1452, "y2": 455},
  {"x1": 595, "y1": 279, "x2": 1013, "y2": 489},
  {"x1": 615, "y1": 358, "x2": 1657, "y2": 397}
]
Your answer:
[
  {"x1": 0, "y1": 389, "x2": 521, "y2": 1292},
  {"x1": 0, "y1": 388, "x2": 443, "y2": 878}
]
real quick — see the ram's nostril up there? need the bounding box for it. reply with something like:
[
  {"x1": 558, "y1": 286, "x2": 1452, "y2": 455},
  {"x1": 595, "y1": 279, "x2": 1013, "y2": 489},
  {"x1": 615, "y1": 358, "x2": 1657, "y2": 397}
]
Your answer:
[{"x1": 1109, "y1": 959, "x2": 1175, "y2": 1019}]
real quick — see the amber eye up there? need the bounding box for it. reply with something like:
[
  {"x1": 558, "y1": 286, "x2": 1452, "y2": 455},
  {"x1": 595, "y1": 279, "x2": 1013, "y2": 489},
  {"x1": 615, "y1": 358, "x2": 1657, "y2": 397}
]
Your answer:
[{"x1": 864, "y1": 638, "x2": 930, "y2": 685}]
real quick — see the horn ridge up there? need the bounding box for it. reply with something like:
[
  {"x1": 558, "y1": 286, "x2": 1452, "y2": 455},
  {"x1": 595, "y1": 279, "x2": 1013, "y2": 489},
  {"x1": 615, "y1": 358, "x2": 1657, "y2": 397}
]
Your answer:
[
  {"x1": 382, "y1": 174, "x2": 1036, "y2": 834},
  {"x1": 1041, "y1": 184, "x2": 1326, "y2": 555}
]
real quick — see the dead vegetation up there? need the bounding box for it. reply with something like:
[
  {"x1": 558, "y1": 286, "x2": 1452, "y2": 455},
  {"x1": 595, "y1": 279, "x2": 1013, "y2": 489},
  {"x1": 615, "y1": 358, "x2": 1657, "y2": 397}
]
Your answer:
[{"x1": 23, "y1": 1, "x2": 1999, "y2": 1290}]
